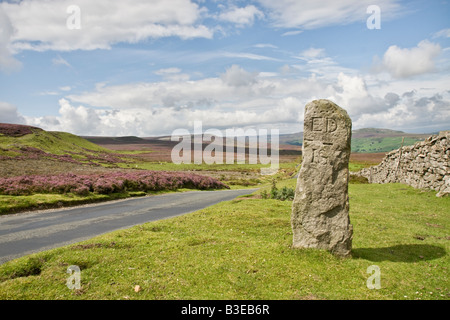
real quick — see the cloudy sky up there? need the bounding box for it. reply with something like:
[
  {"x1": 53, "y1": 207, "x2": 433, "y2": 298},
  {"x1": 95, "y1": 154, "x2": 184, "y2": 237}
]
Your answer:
[{"x1": 0, "y1": 0, "x2": 449, "y2": 136}]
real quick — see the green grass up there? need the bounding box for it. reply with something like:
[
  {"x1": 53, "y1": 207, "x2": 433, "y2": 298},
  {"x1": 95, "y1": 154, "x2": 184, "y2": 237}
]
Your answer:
[
  {"x1": 0, "y1": 189, "x2": 209, "y2": 215},
  {"x1": 349, "y1": 162, "x2": 374, "y2": 172},
  {"x1": 0, "y1": 130, "x2": 139, "y2": 167},
  {"x1": 0, "y1": 182, "x2": 448, "y2": 300},
  {"x1": 351, "y1": 137, "x2": 423, "y2": 153},
  {"x1": 120, "y1": 161, "x2": 297, "y2": 172},
  {"x1": 0, "y1": 130, "x2": 108, "y2": 155},
  {"x1": 113, "y1": 150, "x2": 155, "y2": 155},
  {"x1": 0, "y1": 192, "x2": 149, "y2": 215}
]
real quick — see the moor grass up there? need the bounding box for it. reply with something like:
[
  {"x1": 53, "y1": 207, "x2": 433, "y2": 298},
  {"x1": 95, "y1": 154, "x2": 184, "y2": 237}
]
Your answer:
[
  {"x1": 1, "y1": 128, "x2": 446, "y2": 300},
  {"x1": 0, "y1": 182, "x2": 448, "y2": 300}
]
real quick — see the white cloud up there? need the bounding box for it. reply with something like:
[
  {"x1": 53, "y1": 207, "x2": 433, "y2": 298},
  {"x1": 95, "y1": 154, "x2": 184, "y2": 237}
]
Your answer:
[
  {"x1": 330, "y1": 73, "x2": 388, "y2": 117},
  {"x1": 154, "y1": 67, "x2": 190, "y2": 81},
  {"x1": 39, "y1": 91, "x2": 59, "y2": 96},
  {"x1": 52, "y1": 55, "x2": 72, "y2": 68},
  {"x1": 354, "y1": 91, "x2": 450, "y2": 132},
  {"x1": 1, "y1": 0, "x2": 212, "y2": 54},
  {"x1": 298, "y1": 48, "x2": 326, "y2": 60},
  {"x1": 0, "y1": 6, "x2": 21, "y2": 72},
  {"x1": 19, "y1": 63, "x2": 450, "y2": 136},
  {"x1": 218, "y1": 5, "x2": 264, "y2": 26},
  {"x1": 253, "y1": 43, "x2": 278, "y2": 49},
  {"x1": 220, "y1": 64, "x2": 258, "y2": 87},
  {"x1": 221, "y1": 51, "x2": 279, "y2": 61},
  {"x1": 0, "y1": 102, "x2": 26, "y2": 124},
  {"x1": 154, "y1": 68, "x2": 182, "y2": 75},
  {"x1": 376, "y1": 40, "x2": 442, "y2": 78},
  {"x1": 67, "y1": 65, "x2": 266, "y2": 110},
  {"x1": 57, "y1": 99, "x2": 102, "y2": 134},
  {"x1": 279, "y1": 64, "x2": 295, "y2": 75},
  {"x1": 26, "y1": 96, "x2": 302, "y2": 136},
  {"x1": 21, "y1": 65, "x2": 322, "y2": 135},
  {"x1": 293, "y1": 48, "x2": 357, "y2": 80},
  {"x1": 432, "y1": 28, "x2": 450, "y2": 39},
  {"x1": 281, "y1": 30, "x2": 303, "y2": 37},
  {"x1": 257, "y1": 0, "x2": 401, "y2": 29}
]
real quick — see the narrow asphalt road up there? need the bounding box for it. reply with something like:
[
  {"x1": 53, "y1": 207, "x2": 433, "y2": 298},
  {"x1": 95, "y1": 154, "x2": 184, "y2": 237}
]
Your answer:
[{"x1": 0, "y1": 188, "x2": 258, "y2": 264}]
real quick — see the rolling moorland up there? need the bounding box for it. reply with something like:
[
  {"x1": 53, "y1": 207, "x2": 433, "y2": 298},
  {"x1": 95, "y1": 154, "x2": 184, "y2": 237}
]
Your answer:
[
  {"x1": 0, "y1": 123, "x2": 448, "y2": 300},
  {"x1": 276, "y1": 128, "x2": 431, "y2": 153}
]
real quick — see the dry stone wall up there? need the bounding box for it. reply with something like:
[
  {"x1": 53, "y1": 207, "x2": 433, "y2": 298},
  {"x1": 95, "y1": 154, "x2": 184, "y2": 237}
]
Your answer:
[{"x1": 357, "y1": 130, "x2": 450, "y2": 197}]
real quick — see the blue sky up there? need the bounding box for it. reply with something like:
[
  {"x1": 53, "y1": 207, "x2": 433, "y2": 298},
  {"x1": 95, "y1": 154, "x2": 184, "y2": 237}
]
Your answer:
[{"x1": 0, "y1": 0, "x2": 449, "y2": 136}]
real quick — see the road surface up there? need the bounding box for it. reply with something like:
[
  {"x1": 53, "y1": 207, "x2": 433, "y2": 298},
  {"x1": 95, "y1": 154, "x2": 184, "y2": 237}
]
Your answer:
[{"x1": 0, "y1": 189, "x2": 257, "y2": 264}]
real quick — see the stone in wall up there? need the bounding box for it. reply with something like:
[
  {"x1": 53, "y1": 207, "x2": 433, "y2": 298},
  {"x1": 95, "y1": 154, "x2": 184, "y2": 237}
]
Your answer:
[{"x1": 357, "y1": 131, "x2": 449, "y2": 197}]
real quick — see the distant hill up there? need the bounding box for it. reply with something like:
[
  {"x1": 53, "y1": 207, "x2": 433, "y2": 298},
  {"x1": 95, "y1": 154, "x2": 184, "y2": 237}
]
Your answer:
[
  {"x1": 277, "y1": 128, "x2": 432, "y2": 153},
  {"x1": 350, "y1": 128, "x2": 430, "y2": 153},
  {"x1": 84, "y1": 133, "x2": 302, "y2": 162},
  {"x1": 352, "y1": 128, "x2": 405, "y2": 138},
  {"x1": 1, "y1": 123, "x2": 434, "y2": 162},
  {"x1": 84, "y1": 127, "x2": 433, "y2": 154},
  {"x1": 81, "y1": 135, "x2": 153, "y2": 145},
  {"x1": 0, "y1": 123, "x2": 126, "y2": 166},
  {"x1": 278, "y1": 132, "x2": 304, "y2": 146},
  {"x1": 0, "y1": 123, "x2": 43, "y2": 137}
]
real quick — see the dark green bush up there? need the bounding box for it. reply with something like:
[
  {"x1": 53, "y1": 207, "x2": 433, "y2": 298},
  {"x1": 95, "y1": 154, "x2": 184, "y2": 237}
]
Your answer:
[{"x1": 261, "y1": 180, "x2": 295, "y2": 201}]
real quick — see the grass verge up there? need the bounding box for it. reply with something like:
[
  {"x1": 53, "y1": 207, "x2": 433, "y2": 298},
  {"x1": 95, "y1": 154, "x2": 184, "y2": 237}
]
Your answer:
[
  {"x1": 0, "y1": 192, "x2": 147, "y2": 215},
  {"x1": 0, "y1": 162, "x2": 297, "y2": 214},
  {"x1": 0, "y1": 182, "x2": 448, "y2": 300},
  {"x1": 0, "y1": 190, "x2": 200, "y2": 215}
]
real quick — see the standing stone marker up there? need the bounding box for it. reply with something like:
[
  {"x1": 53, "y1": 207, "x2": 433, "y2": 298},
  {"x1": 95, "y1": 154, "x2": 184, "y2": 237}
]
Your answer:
[{"x1": 291, "y1": 99, "x2": 353, "y2": 257}]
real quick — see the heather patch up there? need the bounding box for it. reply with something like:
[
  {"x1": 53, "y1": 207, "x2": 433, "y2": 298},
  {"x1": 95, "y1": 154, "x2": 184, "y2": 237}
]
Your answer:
[
  {"x1": 0, "y1": 123, "x2": 42, "y2": 137},
  {"x1": 0, "y1": 126, "x2": 134, "y2": 167},
  {"x1": 0, "y1": 144, "x2": 128, "y2": 167},
  {"x1": 0, "y1": 171, "x2": 229, "y2": 196}
]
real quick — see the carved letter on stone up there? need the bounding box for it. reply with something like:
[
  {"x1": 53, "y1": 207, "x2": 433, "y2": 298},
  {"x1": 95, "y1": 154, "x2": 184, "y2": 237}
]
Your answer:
[{"x1": 291, "y1": 99, "x2": 353, "y2": 257}]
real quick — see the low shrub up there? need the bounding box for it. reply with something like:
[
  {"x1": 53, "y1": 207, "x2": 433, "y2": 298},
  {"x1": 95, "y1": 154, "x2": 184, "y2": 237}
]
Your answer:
[
  {"x1": 261, "y1": 180, "x2": 295, "y2": 201},
  {"x1": 349, "y1": 174, "x2": 369, "y2": 184},
  {"x1": 0, "y1": 171, "x2": 229, "y2": 196}
]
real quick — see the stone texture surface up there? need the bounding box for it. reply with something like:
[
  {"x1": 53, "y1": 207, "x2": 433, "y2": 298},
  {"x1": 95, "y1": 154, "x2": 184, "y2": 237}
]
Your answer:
[
  {"x1": 291, "y1": 99, "x2": 353, "y2": 258},
  {"x1": 356, "y1": 131, "x2": 450, "y2": 197}
]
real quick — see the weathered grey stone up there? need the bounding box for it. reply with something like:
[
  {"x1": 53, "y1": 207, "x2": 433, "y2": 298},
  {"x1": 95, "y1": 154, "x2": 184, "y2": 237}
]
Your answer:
[{"x1": 291, "y1": 99, "x2": 353, "y2": 258}]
